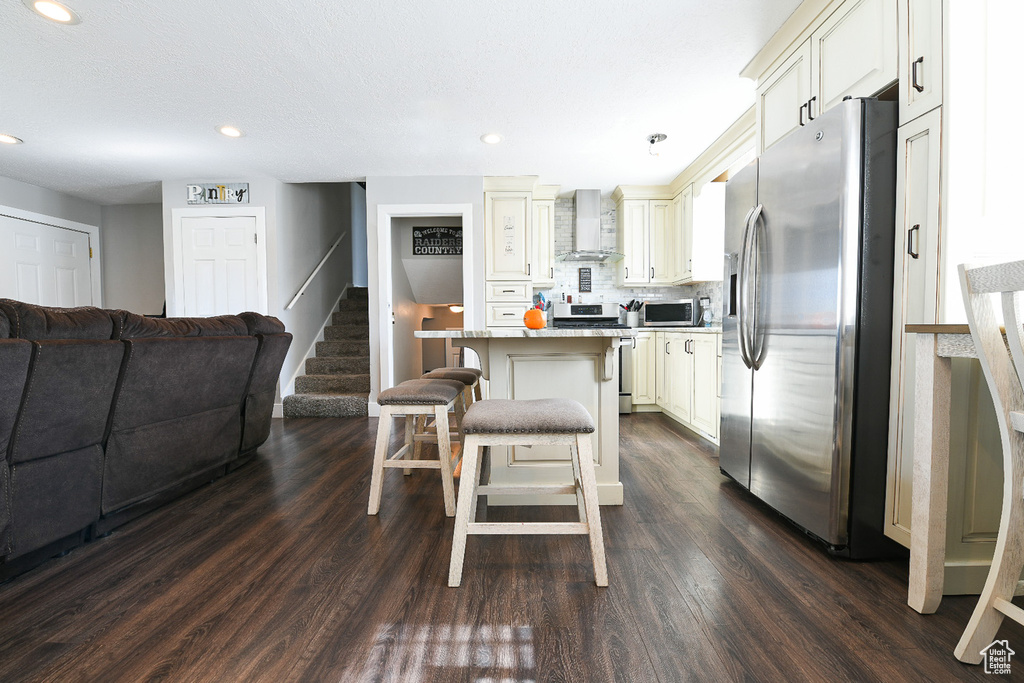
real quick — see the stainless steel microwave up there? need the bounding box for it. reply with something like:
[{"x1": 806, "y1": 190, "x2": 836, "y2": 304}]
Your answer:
[{"x1": 642, "y1": 299, "x2": 696, "y2": 326}]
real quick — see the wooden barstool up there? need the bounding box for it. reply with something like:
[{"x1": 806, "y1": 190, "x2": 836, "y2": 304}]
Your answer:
[
  {"x1": 416, "y1": 367, "x2": 483, "y2": 472},
  {"x1": 448, "y1": 397, "x2": 608, "y2": 587},
  {"x1": 367, "y1": 378, "x2": 466, "y2": 517}
]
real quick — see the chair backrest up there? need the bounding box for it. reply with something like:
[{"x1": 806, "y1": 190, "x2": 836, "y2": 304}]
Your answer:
[{"x1": 959, "y1": 261, "x2": 1024, "y2": 480}]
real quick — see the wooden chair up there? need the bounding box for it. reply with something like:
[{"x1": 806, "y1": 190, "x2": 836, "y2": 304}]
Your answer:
[
  {"x1": 367, "y1": 378, "x2": 467, "y2": 517},
  {"x1": 954, "y1": 260, "x2": 1024, "y2": 664},
  {"x1": 448, "y1": 397, "x2": 608, "y2": 588}
]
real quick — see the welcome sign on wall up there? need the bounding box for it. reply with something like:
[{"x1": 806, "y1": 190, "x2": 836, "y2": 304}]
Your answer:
[{"x1": 186, "y1": 183, "x2": 250, "y2": 204}]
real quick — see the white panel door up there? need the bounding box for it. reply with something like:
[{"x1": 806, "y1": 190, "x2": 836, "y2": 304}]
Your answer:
[
  {"x1": 180, "y1": 215, "x2": 260, "y2": 316},
  {"x1": 0, "y1": 214, "x2": 92, "y2": 306}
]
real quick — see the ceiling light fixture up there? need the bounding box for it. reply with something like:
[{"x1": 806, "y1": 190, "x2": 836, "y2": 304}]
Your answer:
[
  {"x1": 647, "y1": 133, "x2": 667, "y2": 156},
  {"x1": 217, "y1": 125, "x2": 244, "y2": 138},
  {"x1": 480, "y1": 133, "x2": 503, "y2": 145},
  {"x1": 0, "y1": 134, "x2": 24, "y2": 145},
  {"x1": 23, "y1": 0, "x2": 81, "y2": 24},
  {"x1": 449, "y1": 305, "x2": 464, "y2": 313}
]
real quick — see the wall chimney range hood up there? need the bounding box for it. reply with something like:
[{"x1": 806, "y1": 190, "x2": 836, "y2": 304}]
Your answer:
[{"x1": 556, "y1": 189, "x2": 623, "y2": 263}]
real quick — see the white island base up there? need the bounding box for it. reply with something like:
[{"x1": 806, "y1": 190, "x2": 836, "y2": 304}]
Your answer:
[{"x1": 414, "y1": 329, "x2": 628, "y2": 506}]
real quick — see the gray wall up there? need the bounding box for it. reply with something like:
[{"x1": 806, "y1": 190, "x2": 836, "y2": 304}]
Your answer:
[
  {"x1": 100, "y1": 203, "x2": 165, "y2": 314},
  {"x1": 365, "y1": 176, "x2": 484, "y2": 409},
  {"x1": 276, "y1": 182, "x2": 355, "y2": 396},
  {"x1": 0, "y1": 175, "x2": 101, "y2": 227},
  {"x1": 351, "y1": 184, "x2": 368, "y2": 287}
]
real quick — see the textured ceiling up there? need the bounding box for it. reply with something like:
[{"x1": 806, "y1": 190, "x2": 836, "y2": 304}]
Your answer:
[{"x1": 0, "y1": 0, "x2": 801, "y2": 204}]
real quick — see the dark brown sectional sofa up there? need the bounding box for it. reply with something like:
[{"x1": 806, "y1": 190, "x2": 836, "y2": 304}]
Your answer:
[{"x1": 0, "y1": 300, "x2": 292, "y2": 578}]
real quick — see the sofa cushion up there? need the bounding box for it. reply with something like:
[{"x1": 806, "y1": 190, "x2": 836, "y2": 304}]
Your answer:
[
  {"x1": 0, "y1": 300, "x2": 113, "y2": 340},
  {"x1": 238, "y1": 312, "x2": 286, "y2": 336},
  {"x1": 113, "y1": 311, "x2": 249, "y2": 339},
  {"x1": 0, "y1": 307, "x2": 9, "y2": 339}
]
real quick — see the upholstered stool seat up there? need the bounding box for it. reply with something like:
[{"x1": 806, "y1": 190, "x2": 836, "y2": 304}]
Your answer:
[
  {"x1": 367, "y1": 379, "x2": 467, "y2": 517},
  {"x1": 448, "y1": 397, "x2": 608, "y2": 587},
  {"x1": 415, "y1": 368, "x2": 484, "y2": 472}
]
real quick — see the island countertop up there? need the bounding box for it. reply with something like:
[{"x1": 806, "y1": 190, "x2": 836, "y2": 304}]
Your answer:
[
  {"x1": 415, "y1": 326, "x2": 722, "y2": 339},
  {"x1": 414, "y1": 328, "x2": 636, "y2": 339}
]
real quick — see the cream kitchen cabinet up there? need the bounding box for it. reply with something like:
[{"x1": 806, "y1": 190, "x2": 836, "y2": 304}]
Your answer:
[
  {"x1": 898, "y1": 0, "x2": 942, "y2": 124},
  {"x1": 690, "y1": 334, "x2": 719, "y2": 437},
  {"x1": 654, "y1": 331, "x2": 721, "y2": 440},
  {"x1": 484, "y1": 191, "x2": 532, "y2": 281},
  {"x1": 885, "y1": 106, "x2": 942, "y2": 546},
  {"x1": 531, "y1": 185, "x2": 559, "y2": 289},
  {"x1": 687, "y1": 182, "x2": 726, "y2": 283},
  {"x1": 756, "y1": 0, "x2": 897, "y2": 152},
  {"x1": 672, "y1": 185, "x2": 693, "y2": 282},
  {"x1": 757, "y1": 40, "x2": 812, "y2": 154},
  {"x1": 614, "y1": 190, "x2": 675, "y2": 286},
  {"x1": 631, "y1": 331, "x2": 657, "y2": 406}
]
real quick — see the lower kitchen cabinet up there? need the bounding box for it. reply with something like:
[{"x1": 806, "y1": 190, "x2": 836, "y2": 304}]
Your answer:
[
  {"x1": 631, "y1": 331, "x2": 657, "y2": 406},
  {"x1": 653, "y1": 331, "x2": 720, "y2": 441}
]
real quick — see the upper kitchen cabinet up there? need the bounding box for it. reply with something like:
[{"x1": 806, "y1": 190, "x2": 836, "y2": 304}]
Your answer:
[
  {"x1": 672, "y1": 186, "x2": 693, "y2": 282},
  {"x1": 531, "y1": 185, "x2": 559, "y2": 289},
  {"x1": 484, "y1": 189, "x2": 532, "y2": 282},
  {"x1": 898, "y1": 0, "x2": 942, "y2": 124},
  {"x1": 757, "y1": 41, "x2": 812, "y2": 154},
  {"x1": 811, "y1": 0, "x2": 897, "y2": 113},
  {"x1": 687, "y1": 182, "x2": 726, "y2": 283},
  {"x1": 753, "y1": 0, "x2": 897, "y2": 153},
  {"x1": 613, "y1": 187, "x2": 675, "y2": 286}
]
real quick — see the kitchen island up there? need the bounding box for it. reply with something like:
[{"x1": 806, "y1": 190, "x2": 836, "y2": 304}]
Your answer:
[{"x1": 414, "y1": 328, "x2": 632, "y2": 505}]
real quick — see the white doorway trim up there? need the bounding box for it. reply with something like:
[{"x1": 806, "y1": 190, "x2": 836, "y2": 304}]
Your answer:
[
  {"x1": 0, "y1": 204, "x2": 103, "y2": 306},
  {"x1": 375, "y1": 202, "x2": 475, "y2": 416},
  {"x1": 170, "y1": 206, "x2": 268, "y2": 317}
]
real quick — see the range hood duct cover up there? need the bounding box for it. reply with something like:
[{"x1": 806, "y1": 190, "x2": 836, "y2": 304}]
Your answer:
[{"x1": 556, "y1": 189, "x2": 624, "y2": 262}]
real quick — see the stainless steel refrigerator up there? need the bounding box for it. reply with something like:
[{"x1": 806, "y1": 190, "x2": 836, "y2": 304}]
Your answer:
[{"x1": 720, "y1": 98, "x2": 902, "y2": 558}]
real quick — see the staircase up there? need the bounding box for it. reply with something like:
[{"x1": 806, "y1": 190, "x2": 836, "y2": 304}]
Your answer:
[{"x1": 283, "y1": 287, "x2": 370, "y2": 417}]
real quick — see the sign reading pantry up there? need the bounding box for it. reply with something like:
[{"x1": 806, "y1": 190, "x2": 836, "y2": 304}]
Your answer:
[{"x1": 186, "y1": 183, "x2": 249, "y2": 204}]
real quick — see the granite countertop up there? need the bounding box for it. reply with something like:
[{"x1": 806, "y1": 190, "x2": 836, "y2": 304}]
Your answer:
[
  {"x1": 415, "y1": 328, "x2": 637, "y2": 338},
  {"x1": 630, "y1": 326, "x2": 722, "y2": 334}
]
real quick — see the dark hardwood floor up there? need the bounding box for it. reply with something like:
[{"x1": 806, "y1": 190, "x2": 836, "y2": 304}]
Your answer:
[{"x1": 0, "y1": 413, "x2": 1019, "y2": 682}]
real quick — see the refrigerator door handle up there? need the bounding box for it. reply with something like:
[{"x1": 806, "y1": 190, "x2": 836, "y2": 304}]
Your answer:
[
  {"x1": 737, "y1": 206, "x2": 756, "y2": 369},
  {"x1": 749, "y1": 205, "x2": 768, "y2": 370}
]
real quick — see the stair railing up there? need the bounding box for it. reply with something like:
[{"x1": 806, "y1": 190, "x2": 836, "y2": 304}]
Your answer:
[{"x1": 285, "y1": 231, "x2": 348, "y2": 311}]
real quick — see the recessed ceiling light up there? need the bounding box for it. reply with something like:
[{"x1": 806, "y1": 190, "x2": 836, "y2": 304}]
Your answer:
[
  {"x1": 0, "y1": 134, "x2": 24, "y2": 145},
  {"x1": 217, "y1": 125, "x2": 244, "y2": 138},
  {"x1": 480, "y1": 133, "x2": 503, "y2": 145},
  {"x1": 23, "y1": 0, "x2": 81, "y2": 24}
]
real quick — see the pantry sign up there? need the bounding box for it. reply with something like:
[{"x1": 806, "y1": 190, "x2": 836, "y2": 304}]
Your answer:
[{"x1": 186, "y1": 183, "x2": 249, "y2": 204}]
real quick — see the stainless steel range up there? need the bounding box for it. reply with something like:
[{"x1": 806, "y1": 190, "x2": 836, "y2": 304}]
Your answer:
[{"x1": 551, "y1": 303, "x2": 627, "y2": 329}]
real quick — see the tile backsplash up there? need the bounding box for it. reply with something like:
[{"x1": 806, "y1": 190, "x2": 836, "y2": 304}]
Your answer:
[{"x1": 535, "y1": 197, "x2": 723, "y2": 325}]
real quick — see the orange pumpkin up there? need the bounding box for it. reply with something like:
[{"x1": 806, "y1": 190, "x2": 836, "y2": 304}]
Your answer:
[{"x1": 523, "y1": 308, "x2": 546, "y2": 329}]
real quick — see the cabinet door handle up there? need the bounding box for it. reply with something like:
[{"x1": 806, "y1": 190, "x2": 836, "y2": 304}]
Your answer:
[
  {"x1": 908, "y1": 224, "x2": 920, "y2": 259},
  {"x1": 625, "y1": 266, "x2": 629, "y2": 278},
  {"x1": 651, "y1": 267, "x2": 655, "y2": 279},
  {"x1": 502, "y1": 312, "x2": 516, "y2": 317},
  {"x1": 632, "y1": 337, "x2": 636, "y2": 349},
  {"x1": 527, "y1": 263, "x2": 531, "y2": 276},
  {"x1": 807, "y1": 96, "x2": 816, "y2": 121},
  {"x1": 550, "y1": 267, "x2": 553, "y2": 278},
  {"x1": 502, "y1": 289, "x2": 515, "y2": 293},
  {"x1": 912, "y1": 56, "x2": 925, "y2": 92},
  {"x1": 665, "y1": 340, "x2": 670, "y2": 355},
  {"x1": 799, "y1": 102, "x2": 807, "y2": 127}
]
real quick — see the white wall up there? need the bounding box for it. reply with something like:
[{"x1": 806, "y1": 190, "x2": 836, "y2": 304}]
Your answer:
[
  {"x1": 365, "y1": 176, "x2": 484, "y2": 413},
  {"x1": 0, "y1": 175, "x2": 101, "y2": 227},
  {"x1": 100, "y1": 203, "x2": 165, "y2": 314}
]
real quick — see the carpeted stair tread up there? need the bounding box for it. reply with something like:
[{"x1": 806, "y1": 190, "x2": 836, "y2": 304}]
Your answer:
[
  {"x1": 323, "y1": 325, "x2": 370, "y2": 341},
  {"x1": 295, "y1": 373, "x2": 370, "y2": 393},
  {"x1": 316, "y1": 340, "x2": 369, "y2": 357},
  {"x1": 305, "y1": 355, "x2": 370, "y2": 375},
  {"x1": 283, "y1": 393, "x2": 368, "y2": 418}
]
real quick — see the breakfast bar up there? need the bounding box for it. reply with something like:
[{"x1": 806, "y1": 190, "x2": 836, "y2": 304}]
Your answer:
[{"x1": 414, "y1": 328, "x2": 632, "y2": 505}]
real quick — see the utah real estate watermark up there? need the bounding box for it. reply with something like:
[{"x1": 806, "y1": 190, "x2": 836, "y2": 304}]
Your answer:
[{"x1": 981, "y1": 639, "x2": 1015, "y2": 675}]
